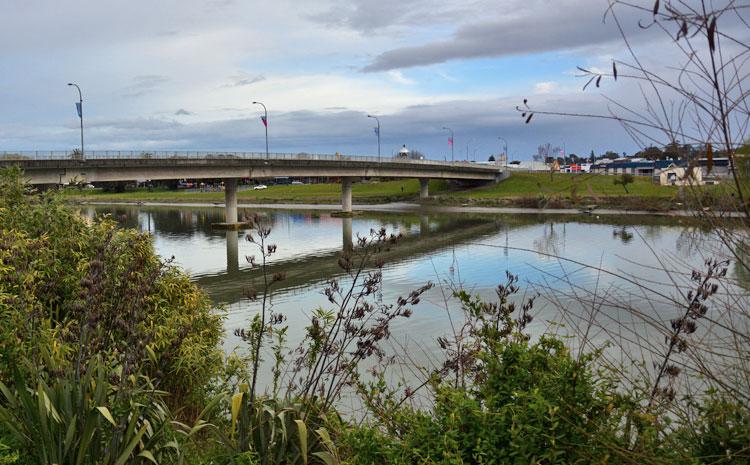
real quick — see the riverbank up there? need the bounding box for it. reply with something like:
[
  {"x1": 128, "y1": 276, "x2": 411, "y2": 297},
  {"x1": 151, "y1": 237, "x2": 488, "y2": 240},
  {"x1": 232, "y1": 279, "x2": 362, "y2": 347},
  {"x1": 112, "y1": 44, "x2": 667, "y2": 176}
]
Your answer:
[
  {"x1": 76, "y1": 199, "x2": 715, "y2": 218},
  {"x1": 61, "y1": 172, "x2": 731, "y2": 212}
]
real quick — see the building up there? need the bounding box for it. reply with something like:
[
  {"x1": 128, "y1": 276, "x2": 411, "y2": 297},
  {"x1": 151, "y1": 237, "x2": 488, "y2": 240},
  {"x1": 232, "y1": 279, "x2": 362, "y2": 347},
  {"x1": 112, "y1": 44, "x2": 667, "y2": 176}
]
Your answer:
[
  {"x1": 590, "y1": 159, "x2": 683, "y2": 176},
  {"x1": 396, "y1": 145, "x2": 409, "y2": 159},
  {"x1": 654, "y1": 164, "x2": 703, "y2": 186}
]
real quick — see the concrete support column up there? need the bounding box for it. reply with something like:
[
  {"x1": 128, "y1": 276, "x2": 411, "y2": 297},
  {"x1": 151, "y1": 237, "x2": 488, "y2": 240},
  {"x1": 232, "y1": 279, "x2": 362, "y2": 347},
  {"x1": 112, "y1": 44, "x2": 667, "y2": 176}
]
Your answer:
[
  {"x1": 226, "y1": 231, "x2": 239, "y2": 273},
  {"x1": 342, "y1": 217, "x2": 353, "y2": 252},
  {"x1": 341, "y1": 177, "x2": 353, "y2": 213},
  {"x1": 419, "y1": 178, "x2": 429, "y2": 199},
  {"x1": 224, "y1": 178, "x2": 238, "y2": 224}
]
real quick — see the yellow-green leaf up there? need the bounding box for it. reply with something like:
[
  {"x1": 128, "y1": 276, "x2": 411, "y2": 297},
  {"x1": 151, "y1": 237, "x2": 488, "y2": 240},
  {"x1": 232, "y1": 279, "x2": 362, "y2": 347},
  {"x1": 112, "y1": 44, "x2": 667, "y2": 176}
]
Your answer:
[{"x1": 96, "y1": 406, "x2": 117, "y2": 427}]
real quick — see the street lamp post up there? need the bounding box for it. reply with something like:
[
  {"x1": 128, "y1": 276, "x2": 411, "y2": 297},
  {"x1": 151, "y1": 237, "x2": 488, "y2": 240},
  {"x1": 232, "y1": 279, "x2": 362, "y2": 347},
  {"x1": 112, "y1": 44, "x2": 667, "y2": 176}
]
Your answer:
[
  {"x1": 465, "y1": 138, "x2": 475, "y2": 161},
  {"x1": 442, "y1": 126, "x2": 454, "y2": 162},
  {"x1": 497, "y1": 136, "x2": 508, "y2": 167},
  {"x1": 252, "y1": 101, "x2": 269, "y2": 159},
  {"x1": 67, "y1": 83, "x2": 84, "y2": 160},
  {"x1": 367, "y1": 114, "x2": 381, "y2": 161}
]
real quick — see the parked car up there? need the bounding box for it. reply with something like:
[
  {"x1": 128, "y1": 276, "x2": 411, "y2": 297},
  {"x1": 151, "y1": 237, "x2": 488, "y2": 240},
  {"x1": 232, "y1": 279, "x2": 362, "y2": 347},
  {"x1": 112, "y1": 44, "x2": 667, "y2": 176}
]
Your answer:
[
  {"x1": 291, "y1": 181, "x2": 304, "y2": 185},
  {"x1": 253, "y1": 184, "x2": 268, "y2": 190}
]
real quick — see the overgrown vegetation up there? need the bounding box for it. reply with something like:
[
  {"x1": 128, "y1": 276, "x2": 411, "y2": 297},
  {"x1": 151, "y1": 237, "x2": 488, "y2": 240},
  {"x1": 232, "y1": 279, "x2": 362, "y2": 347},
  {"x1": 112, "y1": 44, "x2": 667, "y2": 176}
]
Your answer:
[
  {"x1": 3, "y1": 1, "x2": 750, "y2": 462},
  {"x1": 3, "y1": 164, "x2": 750, "y2": 464}
]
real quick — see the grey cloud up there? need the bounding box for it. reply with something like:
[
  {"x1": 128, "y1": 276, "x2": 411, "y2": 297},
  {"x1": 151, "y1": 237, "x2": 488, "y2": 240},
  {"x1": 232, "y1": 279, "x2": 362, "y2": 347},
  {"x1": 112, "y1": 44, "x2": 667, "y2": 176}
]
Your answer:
[
  {"x1": 308, "y1": 0, "x2": 478, "y2": 34},
  {"x1": 123, "y1": 75, "x2": 170, "y2": 97},
  {"x1": 361, "y1": 1, "x2": 650, "y2": 71},
  {"x1": 175, "y1": 109, "x2": 193, "y2": 116},
  {"x1": 8, "y1": 94, "x2": 643, "y2": 158},
  {"x1": 221, "y1": 75, "x2": 266, "y2": 88}
]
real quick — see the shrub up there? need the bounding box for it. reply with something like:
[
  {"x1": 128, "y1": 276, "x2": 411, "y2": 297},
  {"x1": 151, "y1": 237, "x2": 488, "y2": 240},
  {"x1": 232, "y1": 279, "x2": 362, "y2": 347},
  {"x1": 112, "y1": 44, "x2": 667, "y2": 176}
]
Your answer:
[
  {"x1": 0, "y1": 358, "x2": 183, "y2": 465},
  {"x1": 0, "y1": 167, "x2": 223, "y2": 411},
  {"x1": 385, "y1": 337, "x2": 633, "y2": 464}
]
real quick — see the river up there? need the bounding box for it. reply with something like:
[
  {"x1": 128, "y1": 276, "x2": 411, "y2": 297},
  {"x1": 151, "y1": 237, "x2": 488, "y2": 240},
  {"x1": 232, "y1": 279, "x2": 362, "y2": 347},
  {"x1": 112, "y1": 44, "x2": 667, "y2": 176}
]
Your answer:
[{"x1": 84, "y1": 204, "x2": 744, "y2": 395}]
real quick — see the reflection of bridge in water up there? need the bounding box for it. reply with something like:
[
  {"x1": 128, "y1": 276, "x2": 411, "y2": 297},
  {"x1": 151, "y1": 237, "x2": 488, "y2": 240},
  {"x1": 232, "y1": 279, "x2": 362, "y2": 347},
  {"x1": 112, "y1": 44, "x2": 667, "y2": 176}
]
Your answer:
[{"x1": 199, "y1": 215, "x2": 503, "y2": 303}]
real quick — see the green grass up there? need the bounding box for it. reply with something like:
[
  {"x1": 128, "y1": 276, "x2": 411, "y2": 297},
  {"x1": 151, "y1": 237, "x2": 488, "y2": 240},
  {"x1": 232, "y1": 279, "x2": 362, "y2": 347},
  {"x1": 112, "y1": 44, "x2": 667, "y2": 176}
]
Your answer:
[
  {"x1": 60, "y1": 173, "x2": 726, "y2": 209},
  {"x1": 61, "y1": 179, "x2": 451, "y2": 204},
  {"x1": 447, "y1": 172, "x2": 680, "y2": 199}
]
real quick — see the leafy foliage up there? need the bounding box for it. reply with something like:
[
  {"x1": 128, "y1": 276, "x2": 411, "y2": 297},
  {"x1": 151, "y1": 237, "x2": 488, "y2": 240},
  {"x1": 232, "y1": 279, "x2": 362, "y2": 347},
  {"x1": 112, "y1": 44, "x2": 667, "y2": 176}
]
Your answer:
[
  {"x1": 613, "y1": 173, "x2": 635, "y2": 193},
  {"x1": 0, "y1": 358, "x2": 183, "y2": 465},
  {"x1": 0, "y1": 167, "x2": 223, "y2": 409}
]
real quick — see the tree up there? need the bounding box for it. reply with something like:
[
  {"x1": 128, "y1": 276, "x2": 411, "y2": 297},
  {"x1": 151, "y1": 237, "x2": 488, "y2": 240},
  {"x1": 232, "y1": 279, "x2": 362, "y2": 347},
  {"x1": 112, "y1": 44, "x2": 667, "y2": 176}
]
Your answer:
[
  {"x1": 488, "y1": 155, "x2": 496, "y2": 162},
  {"x1": 637, "y1": 146, "x2": 664, "y2": 160},
  {"x1": 613, "y1": 173, "x2": 634, "y2": 193}
]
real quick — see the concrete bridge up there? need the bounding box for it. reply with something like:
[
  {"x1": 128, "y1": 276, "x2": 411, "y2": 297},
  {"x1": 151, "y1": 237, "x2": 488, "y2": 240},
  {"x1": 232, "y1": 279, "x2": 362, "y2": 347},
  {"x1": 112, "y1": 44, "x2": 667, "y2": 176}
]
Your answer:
[{"x1": 1, "y1": 150, "x2": 505, "y2": 225}]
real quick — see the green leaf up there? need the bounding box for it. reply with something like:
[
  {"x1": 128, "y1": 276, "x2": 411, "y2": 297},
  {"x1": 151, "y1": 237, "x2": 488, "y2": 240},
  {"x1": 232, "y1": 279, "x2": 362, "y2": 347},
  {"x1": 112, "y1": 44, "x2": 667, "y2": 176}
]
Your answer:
[
  {"x1": 230, "y1": 392, "x2": 243, "y2": 435},
  {"x1": 113, "y1": 423, "x2": 149, "y2": 465},
  {"x1": 313, "y1": 451, "x2": 338, "y2": 465},
  {"x1": 295, "y1": 419, "x2": 308, "y2": 465},
  {"x1": 96, "y1": 406, "x2": 117, "y2": 427},
  {"x1": 138, "y1": 450, "x2": 158, "y2": 464}
]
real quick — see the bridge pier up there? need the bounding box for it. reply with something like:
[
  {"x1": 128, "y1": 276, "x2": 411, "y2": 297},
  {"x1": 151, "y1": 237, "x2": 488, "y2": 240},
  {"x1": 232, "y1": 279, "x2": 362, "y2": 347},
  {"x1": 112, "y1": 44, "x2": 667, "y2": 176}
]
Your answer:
[
  {"x1": 342, "y1": 217, "x2": 353, "y2": 251},
  {"x1": 341, "y1": 177, "x2": 353, "y2": 214},
  {"x1": 224, "y1": 178, "x2": 238, "y2": 224},
  {"x1": 419, "y1": 178, "x2": 429, "y2": 199}
]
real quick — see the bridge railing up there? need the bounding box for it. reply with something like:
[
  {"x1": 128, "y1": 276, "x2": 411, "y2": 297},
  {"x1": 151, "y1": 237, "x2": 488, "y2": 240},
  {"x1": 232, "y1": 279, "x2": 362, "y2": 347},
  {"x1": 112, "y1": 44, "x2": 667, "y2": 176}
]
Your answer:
[{"x1": 0, "y1": 150, "x2": 501, "y2": 169}]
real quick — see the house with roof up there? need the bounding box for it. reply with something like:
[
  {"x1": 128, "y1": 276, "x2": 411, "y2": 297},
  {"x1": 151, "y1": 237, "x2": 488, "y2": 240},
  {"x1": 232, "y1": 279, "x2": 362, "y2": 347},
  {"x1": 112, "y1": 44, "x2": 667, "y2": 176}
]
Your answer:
[
  {"x1": 590, "y1": 159, "x2": 683, "y2": 176},
  {"x1": 654, "y1": 164, "x2": 704, "y2": 186}
]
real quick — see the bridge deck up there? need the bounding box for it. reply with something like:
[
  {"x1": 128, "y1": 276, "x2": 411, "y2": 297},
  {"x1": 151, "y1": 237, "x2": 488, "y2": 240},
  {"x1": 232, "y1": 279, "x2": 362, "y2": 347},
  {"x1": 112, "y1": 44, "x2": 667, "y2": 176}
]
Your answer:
[{"x1": 1, "y1": 150, "x2": 503, "y2": 184}]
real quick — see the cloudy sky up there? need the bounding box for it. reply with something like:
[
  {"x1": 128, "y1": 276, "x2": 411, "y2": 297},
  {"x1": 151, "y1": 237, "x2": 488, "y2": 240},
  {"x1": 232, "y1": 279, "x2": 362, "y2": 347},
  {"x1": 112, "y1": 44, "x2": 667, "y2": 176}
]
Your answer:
[{"x1": 0, "y1": 0, "x2": 696, "y2": 159}]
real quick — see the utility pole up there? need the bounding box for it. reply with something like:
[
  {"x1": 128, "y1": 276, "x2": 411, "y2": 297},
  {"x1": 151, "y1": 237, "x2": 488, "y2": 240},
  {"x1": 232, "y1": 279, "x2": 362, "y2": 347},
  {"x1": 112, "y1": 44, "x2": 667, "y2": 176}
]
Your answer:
[
  {"x1": 67, "y1": 83, "x2": 84, "y2": 160},
  {"x1": 252, "y1": 101, "x2": 269, "y2": 159},
  {"x1": 442, "y1": 126, "x2": 454, "y2": 162},
  {"x1": 367, "y1": 114, "x2": 381, "y2": 161}
]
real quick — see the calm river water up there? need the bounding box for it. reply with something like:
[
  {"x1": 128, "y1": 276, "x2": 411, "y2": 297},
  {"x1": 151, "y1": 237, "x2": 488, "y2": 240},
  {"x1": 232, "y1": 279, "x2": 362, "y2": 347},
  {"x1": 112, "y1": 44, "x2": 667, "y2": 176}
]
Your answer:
[{"x1": 85, "y1": 204, "x2": 743, "y2": 384}]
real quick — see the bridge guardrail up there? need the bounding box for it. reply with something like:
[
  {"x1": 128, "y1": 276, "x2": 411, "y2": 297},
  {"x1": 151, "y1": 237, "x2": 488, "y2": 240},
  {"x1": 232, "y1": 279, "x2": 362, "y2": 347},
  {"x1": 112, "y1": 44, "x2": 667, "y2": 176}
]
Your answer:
[{"x1": 0, "y1": 150, "x2": 502, "y2": 170}]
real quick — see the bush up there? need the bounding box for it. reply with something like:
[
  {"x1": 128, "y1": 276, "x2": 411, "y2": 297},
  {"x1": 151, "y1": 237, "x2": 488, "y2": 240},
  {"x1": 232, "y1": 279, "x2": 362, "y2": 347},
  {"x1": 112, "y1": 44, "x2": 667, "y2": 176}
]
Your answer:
[
  {"x1": 0, "y1": 358, "x2": 183, "y2": 465},
  {"x1": 0, "y1": 167, "x2": 223, "y2": 411},
  {"x1": 380, "y1": 337, "x2": 632, "y2": 464}
]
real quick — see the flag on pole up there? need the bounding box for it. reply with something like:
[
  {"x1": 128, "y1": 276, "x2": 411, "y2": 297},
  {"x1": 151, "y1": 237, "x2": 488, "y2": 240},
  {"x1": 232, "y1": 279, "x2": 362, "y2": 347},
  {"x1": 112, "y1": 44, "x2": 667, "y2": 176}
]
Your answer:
[
  {"x1": 374, "y1": 127, "x2": 379, "y2": 136},
  {"x1": 260, "y1": 115, "x2": 267, "y2": 127},
  {"x1": 448, "y1": 137, "x2": 453, "y2": 146},
  {"x1": 75, "y1": 102, "x2": 82, "y2": 118}
]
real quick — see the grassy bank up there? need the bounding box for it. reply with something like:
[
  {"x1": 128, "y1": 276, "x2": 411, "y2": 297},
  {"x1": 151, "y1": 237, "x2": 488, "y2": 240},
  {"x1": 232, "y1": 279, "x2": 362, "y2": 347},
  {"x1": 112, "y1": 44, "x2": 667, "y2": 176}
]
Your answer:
[
  {"x1": 426, "y1": 171, "x2": 686, "y2": 210},
  {"x1": 61, "y1": 179, "x2": 451, "y2": 204},
  {"x1": 61, "y1": 172, "x2": 728, "y2": 211}
]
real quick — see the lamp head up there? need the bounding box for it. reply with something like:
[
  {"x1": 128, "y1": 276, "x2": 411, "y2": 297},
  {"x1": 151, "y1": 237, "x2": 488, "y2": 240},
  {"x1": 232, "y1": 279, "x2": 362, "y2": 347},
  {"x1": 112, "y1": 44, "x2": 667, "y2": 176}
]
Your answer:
[
  {"x1": 67, "y1": 83, "x2": 73, "y2": 86},
  {"x1": 252, "y1": 101, "x2": 259, "y2": 104}
]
